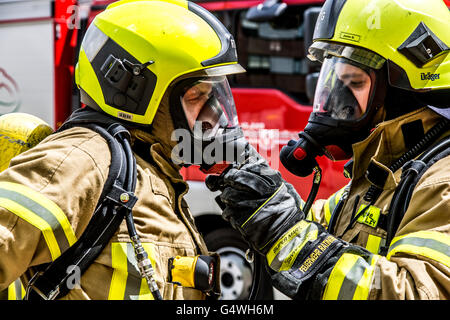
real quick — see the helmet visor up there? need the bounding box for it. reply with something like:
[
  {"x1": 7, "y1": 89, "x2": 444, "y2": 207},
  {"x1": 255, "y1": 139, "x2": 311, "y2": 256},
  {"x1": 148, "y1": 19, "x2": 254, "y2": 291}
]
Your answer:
[
  {"x1": 313, "y1": 56, "x2": 377, "y2": 121},
  {"x1": 308, "y1": 41, "x2": 386, "y2": 70},
  {"x1": 180, "y1": 76, "x2": 238, "y2": 139}
]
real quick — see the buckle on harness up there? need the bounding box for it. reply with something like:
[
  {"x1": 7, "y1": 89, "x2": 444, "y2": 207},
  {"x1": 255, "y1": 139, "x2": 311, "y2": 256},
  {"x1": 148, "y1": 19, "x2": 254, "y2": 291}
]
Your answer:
[
  {"x1": 106, "y1": 183, "x2": 138, "y2": 210},
  {"x1": 25, "y1": 271, "x2": 60, "y2": 300}
]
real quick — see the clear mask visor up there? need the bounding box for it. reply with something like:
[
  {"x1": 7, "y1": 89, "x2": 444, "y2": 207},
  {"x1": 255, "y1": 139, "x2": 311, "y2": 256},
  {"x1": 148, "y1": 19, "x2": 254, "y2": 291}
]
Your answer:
[
  {"x1": 180, "y1": 76, "x2": 239, "y2": 139},
  {"x1": 313, "y1": 57, "x2": 376, "y2": 121}
]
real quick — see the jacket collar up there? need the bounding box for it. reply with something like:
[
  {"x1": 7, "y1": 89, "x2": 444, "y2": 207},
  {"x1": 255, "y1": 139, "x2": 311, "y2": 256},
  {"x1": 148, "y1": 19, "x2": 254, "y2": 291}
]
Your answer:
[
  {"x1": 130, "y1": 128, "x2": 188, "y2": 193},
  {"x1": 149, "y1": 143, "x2": 187, "y2": 186},
  {"x1": 350, "y1": 107, "x2": 443, "y2": 189}
]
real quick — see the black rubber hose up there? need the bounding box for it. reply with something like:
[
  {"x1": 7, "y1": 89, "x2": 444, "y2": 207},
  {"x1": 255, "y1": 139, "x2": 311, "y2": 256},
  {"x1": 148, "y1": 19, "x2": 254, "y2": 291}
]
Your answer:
[
  {"x1": 402, "y1": 138, "x2": 450, "y2": 211},
  {"x1": 364, "y1": 119, "x2": 449, "y2": 202},
  {"x1": 121, "y1": 135, "x2": 163, "y2": 300},
  {"x1": 249, "y1": 251, "x2": 262, "y2": 300},
  {"x1": 303, "y1": 166, "x2": 322, "y2": 215},
  {"x1": 121, "y1": 136, "x2": 139, "y2": 238},
  {"x1": 383, "y1": 121, "x2": 449, "y2": 253}
]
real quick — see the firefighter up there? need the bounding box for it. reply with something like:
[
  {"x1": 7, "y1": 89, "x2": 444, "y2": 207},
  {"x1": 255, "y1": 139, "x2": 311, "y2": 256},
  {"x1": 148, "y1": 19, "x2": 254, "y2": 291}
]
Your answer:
[
  {"x1": 206, "y1": 0, "x2": 450, "y2": 299},
  {"x1": 0, "y1": 0, "x2": 245, "y2": 300}
]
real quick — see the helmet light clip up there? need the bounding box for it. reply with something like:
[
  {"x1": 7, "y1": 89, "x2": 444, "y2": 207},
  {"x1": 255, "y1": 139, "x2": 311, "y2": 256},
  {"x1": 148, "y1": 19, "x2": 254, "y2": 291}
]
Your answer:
[
  {"x1": 100, "y1": 54, "x2": 153, "y2": 108},
  {"x1": 123, "y1": 59, "x2": 155, "y2": 76}
]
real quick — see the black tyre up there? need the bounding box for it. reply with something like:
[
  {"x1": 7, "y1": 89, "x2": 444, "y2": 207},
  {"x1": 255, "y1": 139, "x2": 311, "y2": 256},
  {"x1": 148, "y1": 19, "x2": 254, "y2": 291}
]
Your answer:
[{"x1": 203, "y1": 227, "x2": 274, "y2": 300}]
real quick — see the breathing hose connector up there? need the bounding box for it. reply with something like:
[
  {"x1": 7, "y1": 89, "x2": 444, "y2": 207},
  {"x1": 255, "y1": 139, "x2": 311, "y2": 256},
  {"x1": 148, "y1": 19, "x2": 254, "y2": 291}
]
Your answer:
[{"x1": 130, "y1": 235, "x2": 163, "y2": 300}]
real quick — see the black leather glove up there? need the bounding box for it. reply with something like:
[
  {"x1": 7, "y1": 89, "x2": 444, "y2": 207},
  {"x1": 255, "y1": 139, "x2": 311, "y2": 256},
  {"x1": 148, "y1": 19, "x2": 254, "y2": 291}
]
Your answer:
[
  {"x1": 206, "y1": 158, "x2": 305, "y2": 255},
  {"x1": 205, "y1": 158, "x2": 365, "y2": 300}
]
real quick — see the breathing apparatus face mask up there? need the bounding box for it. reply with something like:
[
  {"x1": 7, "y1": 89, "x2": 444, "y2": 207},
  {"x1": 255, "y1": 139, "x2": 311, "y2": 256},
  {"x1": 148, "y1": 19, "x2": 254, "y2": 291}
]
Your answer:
[
  {"x1": 180, "y1": 76, "x2": 238, "y2": 138},
  {"x1": 313, "y1": 57, "x2": 374, "y2": 121},
  {"x1": 281, "y1": 55, "x2": 385, "y2": 177},
  {"x1": 170, "y1": 74, "x2": 247, "y2": 174}
]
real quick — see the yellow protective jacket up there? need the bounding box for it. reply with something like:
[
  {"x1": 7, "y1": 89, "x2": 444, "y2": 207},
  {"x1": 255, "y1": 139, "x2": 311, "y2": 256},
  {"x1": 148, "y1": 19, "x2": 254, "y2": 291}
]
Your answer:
[
  {"x1": 309, "y1": 107, "x2": 450, "y2": 299},
  {"x1": 0, "y1": 124, "x2": 210, "y2": 300}
]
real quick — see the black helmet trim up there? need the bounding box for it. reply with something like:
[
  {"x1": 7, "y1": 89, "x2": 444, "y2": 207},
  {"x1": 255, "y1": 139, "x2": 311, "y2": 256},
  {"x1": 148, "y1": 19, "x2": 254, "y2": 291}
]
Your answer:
[
  {"x1": 398, "y1": 22, "x2": 450, "y2": 68},
  {"x1": 80, "y1": 23, "x2": 158, "y2": 118},
  {"x1": 312, "y1": 0, "x2": 347, "y2": 41},
  {"x1": 386, "y1": 59, "x2": 416, "y2": 92},
  {"x1": 188, "y1": 2, "x2": 238, "y2": 67}
]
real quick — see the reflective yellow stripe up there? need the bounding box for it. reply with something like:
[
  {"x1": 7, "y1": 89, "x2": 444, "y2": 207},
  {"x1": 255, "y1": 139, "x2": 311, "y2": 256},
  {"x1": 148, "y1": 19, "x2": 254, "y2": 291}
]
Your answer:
[
  {"x1": 308, "y1": 206, "x2": 316, "y2": 222},
  {"x1": 366, "y1": 234, "x2": 382, "y2": 254},
  {"x1": 324, "y1": 188, "x2": 345, "y2": 225},
  {"x1": 266, "y1": 220, "x2": 319, "y2": 271},
  {"x1": 324, "y1": 200, "x2": 332, "y2": 225},
  {"x1": 7, "y1": 282, "x2": 16, "y2": 300},
  {"x1": 279, "y1": 229, "x2": 318, "y2": 271},
  {"x1": 322, "y1": 253, "x2": 379, "y2": 300},
  {"x1": 132, "y1": 243, "x2": 156, "y2": 300},
  {"x1": 305, "y1": 209, "x2": 313, "y2": 221},
  {"x1": 109, "y1": 243, "x2": 129, "y2": 300},
  {"x1": 352, "y1": 255, "x2": 379, "y2": 300},
  {"x1": 323, "y1": 253, "x2": 358, "y2": 300},
  {"x1": 109, "y1": 242, "x2": 156, "y2": 300},
  {"x1": 266, "y1": 220, "x2": 309, "y2": 264},
  {"x1": 335, "y1": 188, "x2": 345, "y2": 204},
  {"x1": 387, "y1": 231, "x2": 450, "y2": 268},
  {"x1": 7, "y1": 279, "x2": 25, "y2": 300},
  {"x1": 0, "y1": 182, "x2": 76, "y2": 260},
  {"x1": 241, "y1": 184, "x2": 284, "y2": 228},
  {"x1": 0, "y1": 198, "x2": 60, "y2": 259},
  {"x1": 138, "y1": 277, "x2": 153, "y2": 299}
]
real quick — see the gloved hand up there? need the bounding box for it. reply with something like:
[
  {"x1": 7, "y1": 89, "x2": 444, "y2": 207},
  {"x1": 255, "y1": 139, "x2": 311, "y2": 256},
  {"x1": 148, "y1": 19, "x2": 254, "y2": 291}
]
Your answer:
[
  {"x1": 206, "y1": 158, "x2": 305, "y2": 255},
  {"x1": 206, "y1": 157, "x2": 373, "y2": 301}
]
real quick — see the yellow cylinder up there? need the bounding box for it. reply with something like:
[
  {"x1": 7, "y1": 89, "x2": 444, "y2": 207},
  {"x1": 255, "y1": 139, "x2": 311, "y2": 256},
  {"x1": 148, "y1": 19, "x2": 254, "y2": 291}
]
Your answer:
[{"x1": 0, "y1": 113, "x2": 53, "y2": 172}]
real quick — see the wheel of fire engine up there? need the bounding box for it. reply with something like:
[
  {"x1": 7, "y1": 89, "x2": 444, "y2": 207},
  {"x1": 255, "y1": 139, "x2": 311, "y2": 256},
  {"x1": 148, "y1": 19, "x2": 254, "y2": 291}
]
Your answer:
[{"x1": 203, "y1": 227, "x2": 273, "y2": 300}]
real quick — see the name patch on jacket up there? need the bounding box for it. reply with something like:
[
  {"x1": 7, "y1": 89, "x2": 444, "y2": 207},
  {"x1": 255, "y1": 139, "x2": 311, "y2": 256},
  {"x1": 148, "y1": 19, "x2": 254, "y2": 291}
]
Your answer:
[{"x1": 356, "y1": 205, "x2": 381, "y2": 228}]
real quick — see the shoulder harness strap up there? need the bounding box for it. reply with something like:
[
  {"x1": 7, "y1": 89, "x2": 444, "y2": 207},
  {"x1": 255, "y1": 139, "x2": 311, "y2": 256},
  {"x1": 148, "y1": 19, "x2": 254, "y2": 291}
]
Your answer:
[
  {"x1": 380, "y1": 131, "x2": 450, "y2": 255},
  {"x1": 25, "y1": 109, "x2": 138, "y2": 300}
]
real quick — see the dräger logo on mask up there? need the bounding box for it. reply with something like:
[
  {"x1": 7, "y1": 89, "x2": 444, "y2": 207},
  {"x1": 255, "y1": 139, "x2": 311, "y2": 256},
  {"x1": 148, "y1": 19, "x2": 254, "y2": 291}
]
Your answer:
[{"x1": 421, "y1": 72, "x2": 440, "y2": 81}]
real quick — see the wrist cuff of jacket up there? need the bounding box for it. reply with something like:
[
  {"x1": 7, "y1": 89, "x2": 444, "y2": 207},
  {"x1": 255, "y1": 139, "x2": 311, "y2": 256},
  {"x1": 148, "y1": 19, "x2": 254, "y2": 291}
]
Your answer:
[
  {"x1": 321, "y1": 249, "x2": 380, "y2": 300},
  {"x1": 266, "y1": 219, "x2": 382, "y2": 300},
  {"x1": 266, "y1": 220, "x2": 345, "y2": 275}
]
